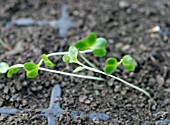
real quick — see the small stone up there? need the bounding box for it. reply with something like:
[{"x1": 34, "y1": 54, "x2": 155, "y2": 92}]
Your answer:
[
  {"x1": 0, "y1": 84, "x2": 4, "y2": 89},
  {"x1": 37, "y1": 85, "x2": 43, "y2": 91},
  {"x1": 16, "y1": 83, "x2": 22, "y2": 91},
  {"x1": 22, "y1": 100, "x2": 28, "y2": 106},
  {"x1": 107, "y1": 79, "x2": 114, "y2": 87},
  {"x1": 0, "y1": 114, "x2": 7, "y2": 121},
  {"x1": 79, "y1": 95, "x2": 87, "y2": 103},
  {"x1": 94, "y1": 90, "x2": 100, "y2": 95},
  {"x1": 22, "y1": 81, "x2": 28, "y2": 86},
  {"x1": 31, "y1": 87, "x2": 37, "y2": 92},
  {"x1": 119, "y1": 1, "x2": 129, "y2": 9},
  {"x1": 3, "y1": 86, "x2": 9, "y2": 94},
  {"x1": 121, "y1": 44, "x2": 130, "y2": 51},
  {"x1": 85, "y1": 100, "x2": 91, "y2": 104},
  {"x1": 114, "y1": 86, "x2": 120, "y2": 93},
  {"x1": 156, "y1": 75, "x2": 164, "y2": 87}
]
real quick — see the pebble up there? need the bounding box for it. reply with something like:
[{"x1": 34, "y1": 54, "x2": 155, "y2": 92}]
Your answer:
[
  {"x1": 79, "y1": 95, "x2": 87, "y2": 103},
  {"x1": 107, "y1": 79, "x2": 114, "y2": 87},
  {"x1": 119, "y1": 1, "x2": 129, "y2": 9},
  {"x1": 156, "y1": 75, "x2": 164, "y2": 87},
  {"x1": 3, "y1": 86, "x2": 9, "y2": 94},
  {"x1": 84, "y1": 100, "x2": 91, "y2": 104},
  {"x1": 94, "y1": 90, "x2": 100, "y2": 96}
]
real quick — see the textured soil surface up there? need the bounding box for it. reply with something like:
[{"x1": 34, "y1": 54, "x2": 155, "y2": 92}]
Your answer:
[{"x1": 0, "y1": 0, "x2": 170, "y2": 124}]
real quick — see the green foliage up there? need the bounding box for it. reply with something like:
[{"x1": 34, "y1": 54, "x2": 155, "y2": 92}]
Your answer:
[
  {"x1": 75, "y1": 32, "x2": 97, "y2": 50},
  {"x1": 7, "y1": 68, "x2": 19, "y2": 78},
  {"x1": 91, "y1": 38, "x2": 107, "y2": 57},
  {"x1": 62, "y1": 55, "x2": 70, "y2": 63},
  {"x1": 63, "y1": 46, "x2": 78, "y2": 63},
  {"x1": 0, "y1": 32, "x2": 150, "y2": 97},
  {"x1": 104, "y1": 58, "x2": 119, "y2": 74},
  {"x1": 75, "y1": 33, "x2": 107, "y2": 57},
  {"x1": 122, "y1": 55, "x2": 137, "y2": 71},
  {"x1": 24, "y1": 62, "x2": 39, "y2": 78},
  {"x1": 86, "y1": 32, "x2": 97, "y2": 46},
  {"x1": 41, "y1": 54, "x2": 54, "y2": 67},
  {"x1": 75, "y1": 39, "x2": 88, "y2": 51},
  {"x1": 0, "y1": 62, "x2": 9, "y2": 74}
]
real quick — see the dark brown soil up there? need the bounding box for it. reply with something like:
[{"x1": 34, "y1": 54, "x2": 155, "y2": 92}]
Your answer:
[{"x1": 0, "y1": 0, "x2": 170, "y2": 125}]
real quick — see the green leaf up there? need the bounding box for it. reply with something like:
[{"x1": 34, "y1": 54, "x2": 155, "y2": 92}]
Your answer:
[
  {"x1": 104, "y1": 65, "x2": 116, "y2": 75},
  {"x1": 62, "y1": 55, "x2": 70, "y2": 63},
  {"x1": 63, "y1": 46, "x2": 79, "y2": 63},
  {"x1": 24, "y1": 62, "x2": 39, "y2": 78},
  {"x1": 86, "y1": 32, "x2": 97, "y2": 46},
  {"x1": 106, "y1": 58, "x2": 118, "y2": 65},
  {"x1": 68, "y1": 46, "x2": 78, "y2": 63},
  {"x1": 75, "y1": 32, "x2": 97, "y2": 51},
  {"x1": 92, "y1": 49, "x2": 106, "y2": 57},
  {"x1": 122, "y1": 55, "x2": 137, "y2": 71},
  {"x1": 91, "y1": 38, "x2": 107, "y2": 57},
  {"x1": 7, "y1": 67, "x2": 19, "y2": 78},
  {"x1": 41, "y1": 54, "x2": 54, "y2": 67},
  {"x1": 26, "y1": 68, "x2": 38, "y2": 78},
  {"x1": 104, "y1": 58, "x2": 119, "y2": 74},
  {"x1": 0, "y1": 62, "x2": 9, "y2": 74},
  {"x1": 24, "y1": 62, "x2": 37, "y2": 71},
  {"x1": 73, "y1": 66, "x2": 84, "y2": 73},
  {"x1": 75, "y1": 39, "x2": 89, "y2": 51}
]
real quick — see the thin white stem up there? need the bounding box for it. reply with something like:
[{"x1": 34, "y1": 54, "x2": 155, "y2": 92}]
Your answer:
[
  {"x1": 38, "y1": 49, "x2": 93, "y2": 66},
  {"x1": 79, "y1": 53, "x2": 98, "y2": 69},
  {"x1": 9, "y1": 64, "x2": 105, "y2": 81},
  {"x1": 39, "y1": 67, "x2": 105, "y2": 81},
  {"x1": 77, "y1": 62, "x2": 151, "y2": 97},
  {"x1": 10, "y1": 64, "x2": 24, "y2": 69}
]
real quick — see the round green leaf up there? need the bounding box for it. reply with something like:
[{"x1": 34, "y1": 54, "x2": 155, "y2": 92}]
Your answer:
[
  {"x1": 122, "y1": 64, "x2": 135, "y2": 71},
  {"x1": 104, "y1": 65, "x2": 116, "y2": 75},
  {"x1": 26, "y1": 68, "x2": 38, "y2": 78},
  {"x1": 62, "y1": 55, "x2": 70, "y2": 63},
  {"x1": 0, "y1": 62, "x2": 9, "y2": 74},
  {"x1": 122, "y1": 55, "x2": 137, "y2": 71},
  {"x1": 75, "y1": 32, "x2": 97, "y2": 50},
  {"x1": 86, "y1": 32, "x2": 97, "y2": 46},
  {"x1": 41, "y1": 54, "x2": 54, "y2": 67},
  {"x1": 7, "y1": 67, "x2": 19, "y2": 78},
  {"x1": 92, "y1": 49, "x2": 106, "y2": 57},
  {"x1": 104, "y1": 58, "x2": 119, "y2": 74},
  {"x1": 106, "y1": 58, "x2": 118, "y2": 65},
  {"x1": 24, "y1": 62, "x2": 39, "y2": 78},
  {"x1": 24, "y1": 62, "x2": 38, "y2": 71},
  {"x1": 122, "y1": 55, "x2": 133, "y2": 64},
  {"x1": 91, "y1": 38, "x2": 107, "y2": 57},
  {"x1": 75, "y1": 39, "x2": 89, "y2": 51},
  {"x1": 68, "y1": 46, "x2": 78, "y2": 62}
]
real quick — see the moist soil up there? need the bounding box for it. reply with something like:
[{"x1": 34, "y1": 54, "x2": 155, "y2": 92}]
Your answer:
[{"x1": 0, "y1": 0, "x2": 170, "y2": 125}]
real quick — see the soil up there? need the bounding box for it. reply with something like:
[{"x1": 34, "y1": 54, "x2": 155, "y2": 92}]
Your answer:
[{"x1": 0, "y1": 0, "x2": 170, "y2": 125}]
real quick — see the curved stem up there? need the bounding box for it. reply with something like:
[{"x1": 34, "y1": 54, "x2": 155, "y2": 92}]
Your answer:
[
  {"x1": 39, "y1": 67, "x2": 105, "y2": 81},
  {"x1": 79, "y1": 53, "x2": 98, "y2": 69},
  {"x1": 38, "y1": 49, "x2": 92, "y2": 66},
  {"x1": 77, "y1": 62, "x2": 151, "y2": 98},
  {"x1": 9, "y1": 64, "x2": 105, "y2": 81}
]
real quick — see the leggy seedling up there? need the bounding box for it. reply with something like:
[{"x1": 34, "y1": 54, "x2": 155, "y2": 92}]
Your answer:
[{"x1": 0, "y1": 33, "x2": 151, "y2": 97}]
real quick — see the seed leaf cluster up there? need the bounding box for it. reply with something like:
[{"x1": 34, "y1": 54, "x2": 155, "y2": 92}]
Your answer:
[{"x1": 0, "y1": 32, "x2": 151, "y2": 97}]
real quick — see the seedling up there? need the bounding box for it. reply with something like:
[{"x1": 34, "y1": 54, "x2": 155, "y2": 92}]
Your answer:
[{"x1": 0, "y1": 33, "x2": 151, "y2": 97}]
